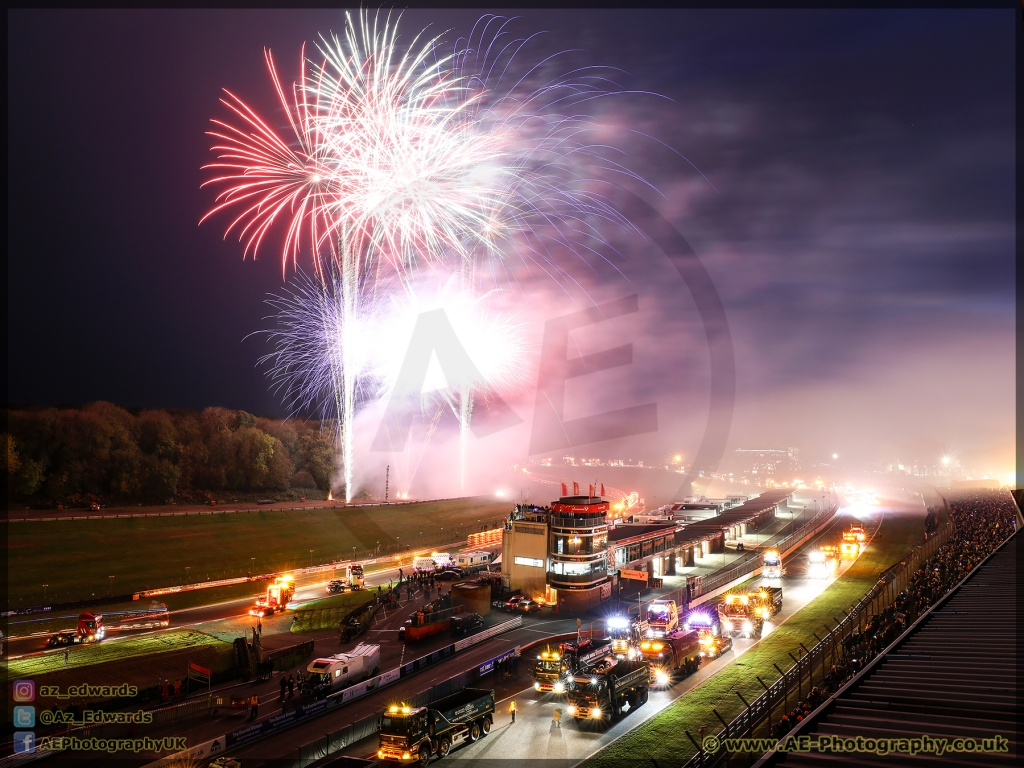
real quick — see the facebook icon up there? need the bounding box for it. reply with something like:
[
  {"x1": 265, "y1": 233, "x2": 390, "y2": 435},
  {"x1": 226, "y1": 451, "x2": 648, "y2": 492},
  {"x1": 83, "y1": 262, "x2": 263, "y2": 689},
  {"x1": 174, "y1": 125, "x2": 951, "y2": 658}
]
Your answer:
[{"x1": 14, "y1": 732, "x2": 35, "y2": 754}]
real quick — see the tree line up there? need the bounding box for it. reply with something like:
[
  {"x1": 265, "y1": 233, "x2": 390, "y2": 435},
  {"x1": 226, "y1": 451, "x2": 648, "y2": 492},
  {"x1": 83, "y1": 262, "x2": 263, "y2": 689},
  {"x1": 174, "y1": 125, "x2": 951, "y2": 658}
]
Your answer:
[{"x1": 5, "y1": 402, "x2": 337, "y2": 506}]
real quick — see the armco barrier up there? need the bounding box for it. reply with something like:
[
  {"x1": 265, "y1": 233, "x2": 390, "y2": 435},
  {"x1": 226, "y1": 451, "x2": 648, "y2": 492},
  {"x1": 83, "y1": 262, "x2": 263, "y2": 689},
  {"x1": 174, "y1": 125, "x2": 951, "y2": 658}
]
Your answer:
[{"x1": 142, "y1": 617, "x2": 522, "y2": 768}]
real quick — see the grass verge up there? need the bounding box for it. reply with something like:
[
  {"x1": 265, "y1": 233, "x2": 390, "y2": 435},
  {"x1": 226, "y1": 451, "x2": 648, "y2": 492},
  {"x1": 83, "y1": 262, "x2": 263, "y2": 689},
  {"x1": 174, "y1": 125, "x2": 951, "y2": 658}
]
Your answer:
[
  {"x1": 7, "y1": 497, "x2": 510, "y2": 606},
  {"x1": 290, "y1": 590, "x2": 377, "y2": 634},
  {"x1": 580, "y1": 508, "x2": 925, "y2": 768},
  {"x1": 2, "y1": 629, "x2": 231, "y2": 680}
]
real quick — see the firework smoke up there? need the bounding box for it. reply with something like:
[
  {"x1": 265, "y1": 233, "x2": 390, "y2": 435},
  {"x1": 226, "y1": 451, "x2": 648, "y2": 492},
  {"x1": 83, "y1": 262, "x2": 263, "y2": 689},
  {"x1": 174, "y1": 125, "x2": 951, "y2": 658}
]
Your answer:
[{"x1": 204, "y1": 11, "x2": 649, "y2": 498}]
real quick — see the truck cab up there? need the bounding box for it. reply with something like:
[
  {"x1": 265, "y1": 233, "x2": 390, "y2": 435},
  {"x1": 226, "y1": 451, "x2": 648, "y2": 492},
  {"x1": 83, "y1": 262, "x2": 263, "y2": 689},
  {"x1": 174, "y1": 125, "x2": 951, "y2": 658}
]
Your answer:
[
  {"x1": 250, "y1": 575, "x2": 294, "y2": 617},
  {"x1": 607, "y1": 616, "x2": 647, "y2": 659},
  {"x1": 77, "y1": 612, "x2": 104, "y2": 643},
  {"x1": 347, "y1": 564, "x2": 365, "y2": 588},
  {"x1": 762, "y1": 549, "x2": 783, "y2": 578},
  {"x1": 639, "y1": 629, "x2": 701, "y2": 686},
  {"x1": 532, "y1": 647, "x2": 566, "y2": 693},
  {"x1": 719, "y1": 592, "x2": 762, "y2": 638},
  {"x1": 645, "y1": 600, "x2": 679, "y2": 637},
  {"x1": 809, "y1": 547, "x2": 839, "y2": 579},
  {"x1": 684, "y1": 609, "x2": 732, "y2": 659}
]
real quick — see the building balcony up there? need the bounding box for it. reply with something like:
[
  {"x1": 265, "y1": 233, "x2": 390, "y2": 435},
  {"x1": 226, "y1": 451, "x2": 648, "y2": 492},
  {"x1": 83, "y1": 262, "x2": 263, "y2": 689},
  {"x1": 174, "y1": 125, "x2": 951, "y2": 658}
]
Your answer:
[
  {"x1": 547, "y1": 570, "x2": 607, "y2": 585},
  {"x1": 548, "y1": 515, "x2": 608, "y2": 530}
]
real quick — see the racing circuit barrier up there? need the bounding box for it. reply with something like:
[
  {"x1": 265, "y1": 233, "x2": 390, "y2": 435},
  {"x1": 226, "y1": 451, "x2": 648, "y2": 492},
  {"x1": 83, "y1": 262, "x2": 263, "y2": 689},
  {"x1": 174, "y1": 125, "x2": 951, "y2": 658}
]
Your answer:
[
  {"x1": 678, "y1": 520, "x2": 955, "y2": 768},
  {"x1": 141, "y1": 616, "x2": 522, "y2": 768}
]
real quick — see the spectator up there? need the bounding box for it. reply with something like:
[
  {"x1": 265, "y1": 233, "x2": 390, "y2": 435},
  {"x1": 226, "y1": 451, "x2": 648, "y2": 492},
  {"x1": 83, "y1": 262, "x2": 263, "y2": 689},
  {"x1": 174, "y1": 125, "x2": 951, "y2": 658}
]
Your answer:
[
  {"x1": 279, "y1": 676, "x2": 287, "y2": 702},
  {"x1": 249, "y1": 694, "x2": 259, "y2": 720},
  {"x1": 287, "y1": 674, "x2": 295, "y2": 698},
  {"x1": 509, "y1": 699, "x2": 517, "y2": 723}
]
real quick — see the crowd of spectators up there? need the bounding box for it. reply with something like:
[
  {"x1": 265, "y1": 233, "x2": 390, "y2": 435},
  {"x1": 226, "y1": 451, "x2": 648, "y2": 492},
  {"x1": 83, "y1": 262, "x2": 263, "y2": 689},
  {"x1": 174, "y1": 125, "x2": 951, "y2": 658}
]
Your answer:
[{"x1": 771, "y1": 490, "x2": 1018, "y2": 739}]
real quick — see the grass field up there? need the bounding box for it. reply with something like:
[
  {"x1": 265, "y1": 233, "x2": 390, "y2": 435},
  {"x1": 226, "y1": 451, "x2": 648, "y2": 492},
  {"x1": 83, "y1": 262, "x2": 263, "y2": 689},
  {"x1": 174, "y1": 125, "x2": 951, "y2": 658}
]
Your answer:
[
  {"x1": 7, "y1": 497, "x2": 510, "y2": 606},
  {"x1": 290, "y1": 589, "x2": 377, "y2": 634},
  {"x1": 2, "y1": 629, "x2": 232, "y2": 680},
  {"x1": 581, "y1": 507, "x2": 926, "y2": 768}
]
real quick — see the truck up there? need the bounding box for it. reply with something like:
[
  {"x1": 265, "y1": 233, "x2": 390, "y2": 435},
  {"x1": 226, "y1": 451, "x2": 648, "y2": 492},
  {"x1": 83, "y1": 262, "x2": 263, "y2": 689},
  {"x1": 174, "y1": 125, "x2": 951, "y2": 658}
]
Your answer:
[
  {"x1": 454, "y1": 550, "x2": 491, "y2": 571},
  {"x1": 645, "y1": 600, "x2": 679, "y2": 637},
  {"x1": 250, "y1": 575, "x2": 294, "y2": 617},
  {"x1": 762, "y1": 549, "x2": 783, "y2": 579},
  {"x1": 639, "y1": 630, "x2": 701, "y2": 686},
  {"x1": 683, "y1": 609, "x2": 733, "y2": 659},
  {"x1": 809, "y1": 546, "x2": 839, "y2": 579},
  {"x1": 607, "y1": 615, "x2": 648, "y2": 660},
  {"x1": 532, "y1": 636, "x2": 614, "y2": 693},
  {"x1": 302, "y1": 643, "x2": 380, "y2": 697},
  {"x1": 399, "y1": 606, "x2": 463, "y2": 642},
  {"x1": 347, "y1": 563, "x2": 365, "y2": 588},
  {"x1": 566, "y1": 659, "x2": 650, "y2": 724},
  {"x1": 377, "y1": 688, "x2": 495, "y2": 766},
  {"x1": 754, "y1": 586, "x2": 783, "y2": 619},
  {"x1": 718, "y1": 587, "x2": 782, "y2": 638},
  {"x1": 719, "y1": 592, "x2": 763, "y2": 639},
  {"x1": 47, "y1": 612, "x2": 106, "y2": 647}
]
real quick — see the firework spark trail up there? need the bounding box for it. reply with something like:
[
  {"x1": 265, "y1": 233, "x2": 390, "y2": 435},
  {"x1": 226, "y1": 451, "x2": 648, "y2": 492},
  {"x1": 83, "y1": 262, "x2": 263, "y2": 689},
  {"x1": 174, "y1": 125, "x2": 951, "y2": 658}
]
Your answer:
[{"x1": 205, "y1": 11, "x2": 658, "y2": 498}]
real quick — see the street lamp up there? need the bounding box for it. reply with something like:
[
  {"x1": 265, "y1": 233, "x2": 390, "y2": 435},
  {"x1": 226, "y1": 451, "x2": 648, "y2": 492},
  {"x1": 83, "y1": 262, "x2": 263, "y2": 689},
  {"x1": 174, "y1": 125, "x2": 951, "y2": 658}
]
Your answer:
[
  {"x1": 352, "y1": 546, "x2": 357, "y2": 561},
  {"x1": 310, "y1": 549, "x2": 314, "y2": 567},
  {"x1": 250, "y1": 557, "x2": 255, "y2": 575},
  {"x1": 185, "y1": 566, "x2": 190, "y2": 584},
  {"x1": 43, "y1": 584, "x2": 49, "y2": 603}
]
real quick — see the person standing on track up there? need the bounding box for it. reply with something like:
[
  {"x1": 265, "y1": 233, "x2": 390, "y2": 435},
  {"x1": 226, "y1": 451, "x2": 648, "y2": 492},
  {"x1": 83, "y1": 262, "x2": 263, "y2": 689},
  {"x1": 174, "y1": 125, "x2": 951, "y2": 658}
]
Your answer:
[{"x1": 508, "y1": 699, "x2": 517, "y2": 723}]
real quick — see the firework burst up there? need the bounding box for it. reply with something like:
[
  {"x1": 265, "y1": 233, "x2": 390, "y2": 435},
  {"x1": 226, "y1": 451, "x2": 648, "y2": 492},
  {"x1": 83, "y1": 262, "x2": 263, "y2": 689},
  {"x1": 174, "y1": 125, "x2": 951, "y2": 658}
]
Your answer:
[{"x1": 204, "y1": 11, "x2": 653, "y2": 498}]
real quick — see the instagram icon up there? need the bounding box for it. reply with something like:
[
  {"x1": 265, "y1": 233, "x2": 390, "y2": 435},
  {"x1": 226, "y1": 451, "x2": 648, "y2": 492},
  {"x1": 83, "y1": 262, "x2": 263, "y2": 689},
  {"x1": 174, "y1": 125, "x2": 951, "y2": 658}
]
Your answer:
[{"x1": 13, "y1": 680, "x2": 35, "y2": 702}]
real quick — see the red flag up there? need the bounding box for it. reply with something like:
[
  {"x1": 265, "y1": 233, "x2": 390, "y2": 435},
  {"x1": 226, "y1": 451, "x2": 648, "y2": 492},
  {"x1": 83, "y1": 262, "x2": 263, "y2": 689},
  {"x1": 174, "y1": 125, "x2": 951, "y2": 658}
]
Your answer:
[
  {"x1": 589, "y1": 484, "x2": 594, "y2": 498},
  {"x1": 561, "y1": 482, "x2": 568, "y2": 497},
  {"x1": 573, "y1": 482, "x2": 579, "y2": 496},
  {"x1": 600, "y1": 483, "x2": 605, "y2": 497}
]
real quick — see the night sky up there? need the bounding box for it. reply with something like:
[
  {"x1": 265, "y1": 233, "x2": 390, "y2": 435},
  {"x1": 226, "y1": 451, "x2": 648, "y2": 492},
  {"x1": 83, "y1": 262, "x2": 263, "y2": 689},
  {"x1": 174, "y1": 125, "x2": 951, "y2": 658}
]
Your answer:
[{"x1": 7, "y1": 9, "x2": 1016, "y2": 487}]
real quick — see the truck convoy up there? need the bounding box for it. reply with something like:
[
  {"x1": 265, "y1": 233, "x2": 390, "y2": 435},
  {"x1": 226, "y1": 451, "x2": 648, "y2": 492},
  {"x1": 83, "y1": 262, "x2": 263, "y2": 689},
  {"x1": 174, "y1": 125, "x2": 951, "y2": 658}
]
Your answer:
[
  {"x1": 645, "y1": 600, "x2": 680, "y2": 637},
  {"x1": 302, "y1": 643, "x2": 380, "y2": 697},
  {"x1": 377, "y1": 688, "x2": 495, "y2": 766},
  {"x1": 532, "y1": 636, "x2": 615, "y2": 693},
  {"x1": 638, "y1": 630, "x2": 701, "y2": 686},
  {"x1": 250, "y1": 575, "x2": 294, "y2": 617},
  {"x1": 608, "y1": 615, "x2": 648, "y2": 659},
  {"x1": 762, "y1": 549, "x2": 783, "y2": 579},
  {"x1": 719, "y1": 587, "x2": 783, "y2": 639},
  {"x1": 566, "y1": 659, "x2": 650, "y2": 724}
]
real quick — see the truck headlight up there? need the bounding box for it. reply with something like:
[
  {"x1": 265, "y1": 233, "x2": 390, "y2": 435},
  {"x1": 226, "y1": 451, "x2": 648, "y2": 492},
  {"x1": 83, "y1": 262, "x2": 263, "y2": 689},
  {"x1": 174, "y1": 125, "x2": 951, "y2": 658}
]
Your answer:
[
  {"x1": 722, "y1": 620, "x2": 732, "y2": 632},
  {"x1": 378, "y1": 750, "x2": 384, "y2": 758},
  {"x1": 534, "y1": 682, "x2": 541, "y2": 690},
  {"x1": 566, "y1": 705, "x2": 576, "y2": 715},
  {"x1": 554, "y1": 682, "x2": 565, "y2": 693},
  {"x1": 655, "y1": 669, "x2": 669, "y2": 685},
  {"x1": 592, "y1": 707, "x2": 601, "y2": 718},
  {"x1": 743, "y1": 621, "x2": 753, "y2": 632},
  {"x1": 403, "y1": 752, "x2": 411, "y2": 760}
]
